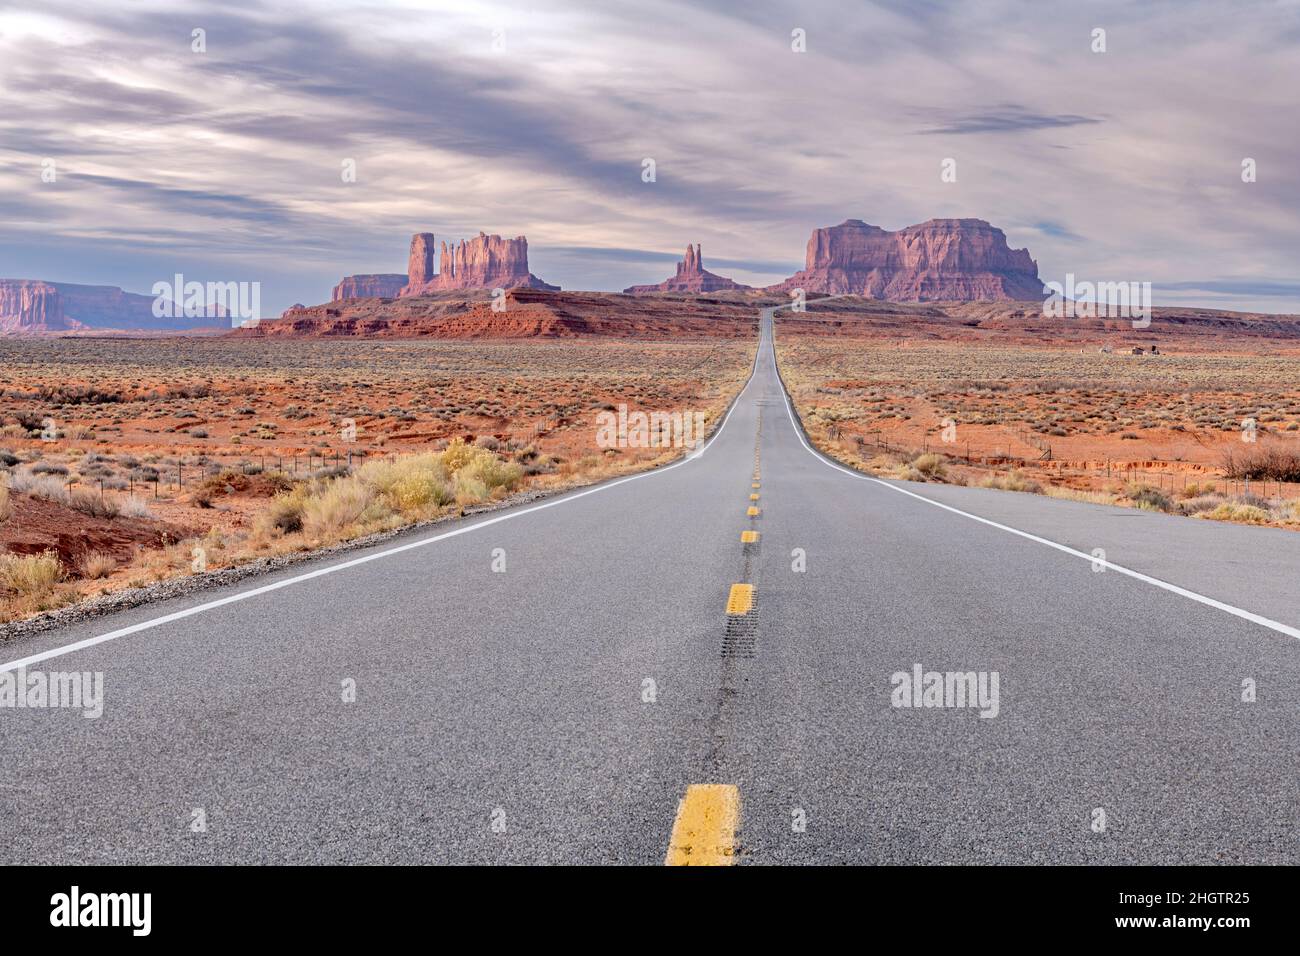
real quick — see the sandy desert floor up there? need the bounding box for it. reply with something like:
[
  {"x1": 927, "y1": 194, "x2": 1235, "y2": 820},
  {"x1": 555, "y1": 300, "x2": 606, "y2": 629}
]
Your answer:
[
  {"x1": 0, "y1": 334, "x2": 754, "y2": 623},
  {"x1": 776, "y1": 306, "x2": 1300, "y2": 528}
]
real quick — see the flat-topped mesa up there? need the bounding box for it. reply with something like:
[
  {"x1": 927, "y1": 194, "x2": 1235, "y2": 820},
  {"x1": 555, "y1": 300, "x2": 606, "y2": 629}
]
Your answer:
[
  {"x1": 767, "y1": 218, "x2": 1044, "y2": 301},
  {"x1": 400, "y1": 232, "x2": 559, "y2": 295},
  {"x1": 1, "y1": 278, "x2": 215, "y2": 332},
  {"x1": 623, "y1": 243, "x2": 753, "y2": 294},
  {"x1": 332, "y1": 274, "x2": 408, "y2": 301}
]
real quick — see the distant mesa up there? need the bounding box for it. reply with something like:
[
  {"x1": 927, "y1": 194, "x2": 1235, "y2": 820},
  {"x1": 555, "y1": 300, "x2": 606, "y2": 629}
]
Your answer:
[
  {"x1": 0, "y1": 280, "x2": 78, "y2": 332},
  {"x1": 623, "y1": 244, "x2": 752, "y2": 294},
  {"x1": 331, "y1": 274, "x2": 407, "y2": 301},
  {"x1": 401, "y1": 231, "x2": 558, "y2": 295},
  {"x1": 0, "y1": 278, "x2": 217, "y2": 333},
  {"x1": 766, "y1": 218, "x2": 1044, "y2": 301}
]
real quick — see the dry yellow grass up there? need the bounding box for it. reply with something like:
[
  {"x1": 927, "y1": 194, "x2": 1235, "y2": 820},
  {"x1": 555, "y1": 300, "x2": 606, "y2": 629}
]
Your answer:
[
  {"x1": 359, "y1": 452, "x2": 453, "y2": 512},
  {"x1": 255, "y1": 438, "x2": 526, "y2": 546},
  {"x1": 910, "y1": 453, "x2": 947, "y2": 479},
  {"x1": 1203, "y1": 502, "x2": 1273, "y2": 524},
  {"x1": 1043, "y1": 486, "x2": 1120, "y2": 506},
  {"x1": 79, "y1": 551, "x2": 117, "y2": 579},
  {"x1": 979, "y1": 471, "x2": 1045, "y2": 494},
  {"x1": 301, "y1": 476, "x2": 380, "y2": 541},
  {"x1": 0, "y1": 551, "x2": 63, "y2": 597}
]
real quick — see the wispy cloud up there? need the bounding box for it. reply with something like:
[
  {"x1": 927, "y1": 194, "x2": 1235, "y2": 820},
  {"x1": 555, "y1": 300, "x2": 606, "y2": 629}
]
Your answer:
[
  {"x1": 0, "y1": 0, "x2": 1296, "y2": 312},
  {"x1": 918, "y1": 108, "x2": 1102, "y2": 136},
  {"x1": 1161, "y1": 279, "x2": 1300, "y2": 297},
  {"x1": 1029, "y1": 221, "x2": 1085, "y2": 242}
]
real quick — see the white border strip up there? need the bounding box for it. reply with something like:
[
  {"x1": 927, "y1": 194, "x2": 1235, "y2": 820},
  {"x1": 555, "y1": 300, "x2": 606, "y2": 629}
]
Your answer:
[
  {"x1": 767, "y1": 308, "x2": 1300, "y2": 642},
  {"x1": 0, "y1": 331, "x2": 768, "y2": 674}
]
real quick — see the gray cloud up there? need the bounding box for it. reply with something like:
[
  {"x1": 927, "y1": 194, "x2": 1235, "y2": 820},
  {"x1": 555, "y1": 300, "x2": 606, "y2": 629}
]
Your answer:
[
  {"x1": 919, "y1": 109, "x2": 1102, "y2": 136},
  {"x1": 0, "y1": 0, "x2": 1296, "y2": 314},
  {"x1": 73, "y1": 174, "x2": 298, "y2": 224},
  {"x1": 1028, "y1": 221, "x2": 1085, "y2": 242},
  {"x1": 1160, "y1": 279, "x2": 1300, "y2": 297}
]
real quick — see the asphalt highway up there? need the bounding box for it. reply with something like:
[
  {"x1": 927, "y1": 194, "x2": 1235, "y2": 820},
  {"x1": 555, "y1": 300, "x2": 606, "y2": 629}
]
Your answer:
[{"x1": 2, "y1": 306, "x2": 1297, "y2": 864}]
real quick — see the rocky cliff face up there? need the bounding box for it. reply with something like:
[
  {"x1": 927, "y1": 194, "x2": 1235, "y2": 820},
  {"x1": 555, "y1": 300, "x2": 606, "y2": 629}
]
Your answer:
[
  {"x1": 1, "y1": 279, "x2": 214, "y2": 332},
  {"x1": 332, "y1": 274, "x2": 408, "y2": 301},
  {"x1": 400, "y1": 232, "x2": 558, "y2": 295},
  {"x1": 767, "y1": 219, "x2": 1043, "y2": 301},
  {"x1": 0, "y1": 280, "x2": 79, "y2": 331},
  {"x1": 623, "y1": 244, "x2": 753, "y2": 293}
]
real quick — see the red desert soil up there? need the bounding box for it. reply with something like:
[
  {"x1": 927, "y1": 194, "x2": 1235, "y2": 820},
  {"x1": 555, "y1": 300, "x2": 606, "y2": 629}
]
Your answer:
[
  {"x1": 2, "y1": 494, "x2": 197, "y2": 568},
  {"x1": 777, "y1": 298, "x2": 1300, "y2": 508},
  {"x1": 0, "y1": 300, "x2": 757, "y2": 621}
]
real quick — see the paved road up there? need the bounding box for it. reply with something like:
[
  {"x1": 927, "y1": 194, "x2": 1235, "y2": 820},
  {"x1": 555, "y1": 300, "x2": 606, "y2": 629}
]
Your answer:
[{"x1": 2, "y1": 307, "x2": 1297, "y2": 864}]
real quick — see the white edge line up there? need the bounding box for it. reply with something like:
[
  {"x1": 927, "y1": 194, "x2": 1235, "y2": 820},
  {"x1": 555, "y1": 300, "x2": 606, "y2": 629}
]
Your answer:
[
  {"x1": 0, "y1": 330, "x2": 771, "y2": 674},
  {"x1": 766, "y1": 309, "x2": 1300, "y2": 642}
]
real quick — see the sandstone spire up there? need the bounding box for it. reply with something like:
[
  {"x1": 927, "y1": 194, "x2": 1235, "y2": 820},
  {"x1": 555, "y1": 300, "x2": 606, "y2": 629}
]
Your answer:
[
  {"x1": 624, "y1": 243, "x2": 751, "y2": 293},
  {"x1": 407, "y1": 233, "x2": 436, "y2": 287},
  {"x1": 678, "y1": 244, "x2": 697, "y2": 276}
]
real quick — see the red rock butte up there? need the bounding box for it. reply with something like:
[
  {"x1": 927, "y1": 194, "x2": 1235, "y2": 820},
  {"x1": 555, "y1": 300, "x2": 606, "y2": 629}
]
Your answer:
[
  {"x1": 401, "y1": 232, "x2": 558, "y2": 295},
  {"x1": 767, "y1": 218, "x2": 1044, "y2": 301},
  {"x1": 623, "y1": 244, "x2": 753, "y2": 294}
]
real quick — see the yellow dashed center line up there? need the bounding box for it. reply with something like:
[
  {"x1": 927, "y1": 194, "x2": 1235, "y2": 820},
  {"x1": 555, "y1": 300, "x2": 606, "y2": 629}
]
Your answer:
[
  {"x1": 725, "y1": 583, "x2": 755, "y2": 615},
  {"x1": 664, "y1": 784, "x2": 740, "y2": 866},
  {"x1": 673, "y1": 417, "x2": 757, "y2": 866}
]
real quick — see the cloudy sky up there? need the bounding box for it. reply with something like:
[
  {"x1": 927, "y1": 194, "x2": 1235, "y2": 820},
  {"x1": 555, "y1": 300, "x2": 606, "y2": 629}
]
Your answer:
[{"x1": 1, "y1": 0, "x2": 1298, "y2": 315}]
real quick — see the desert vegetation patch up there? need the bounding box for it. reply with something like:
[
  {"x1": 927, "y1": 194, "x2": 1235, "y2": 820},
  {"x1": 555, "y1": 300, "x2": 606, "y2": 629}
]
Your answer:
[{"x1": 0, "y1": 335, "x2": 753, "y2": 623}]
